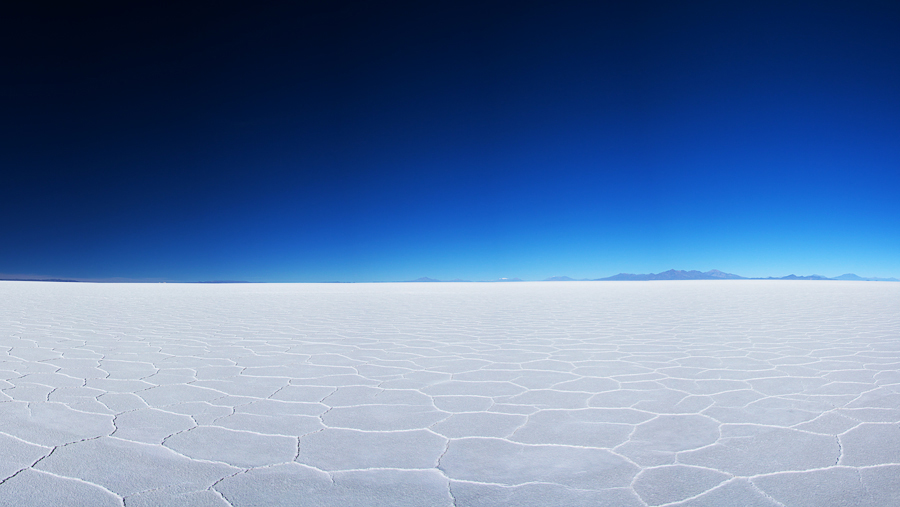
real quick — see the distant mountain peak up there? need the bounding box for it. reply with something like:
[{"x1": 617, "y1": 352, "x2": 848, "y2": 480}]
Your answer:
[{"x1": 833, "y1": 273, "x2": 865, "y2": 280}]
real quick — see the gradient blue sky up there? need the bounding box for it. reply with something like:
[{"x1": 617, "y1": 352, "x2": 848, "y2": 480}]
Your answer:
[{"x1": 2, "y1": 1, "x2": 898, "y2": 282}]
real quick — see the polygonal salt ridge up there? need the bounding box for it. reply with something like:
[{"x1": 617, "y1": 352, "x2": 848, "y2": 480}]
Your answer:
[
  {"x1": 658, "y1": 377, "x2": 754, "y2": 395},
  {"x1": 422, "y1": 380, "x2": 528, "y2": 397},
  {"x1": 837, "y1": 423, "x2": 900, "y2": 466},
  {"x1": 2, "y1": 382, "x2": 55, "y2": 402},
  {"x1": 0, "y1": 469, "x2": 122, "y2": 507},
  {"x1": 193, "y1": 365, "x2": 244, "y2": 380},
  {"x1": 40, "y1": 357, "x2": 102, "y2": 368},
  {"x1": 414, "y1": 358, "x2": 495, "y2": 374},
  {"x1": 0, "y1": 401, "x2": 115, "y2": 447},
  {"x1": 87, "y1": 377, "x2": 155, "y2": 393},
  {"x1": 500, "y1": 388, "x2": 593, "y2": 409},
  {"x1": 588, "y1": 387, "x2": 687, "y2": 410},
  {"x1": 192, "y1": 375, "x2": 291, "y2": 398},
  {"x1": 48, "y1": 385, "x2": 111, "y2": 404},
  {"x1": 286, "y1": 374, "x2": 382, "y2": 388},
  {"x1": 320, "y1": 385, "x2": 432, "y2": 406},
  {"x1": 550, "y1": 376, "x2": 620, "y2": 392},
  {"x1": 136, "y1": 384, "x2": 227, "y2": 407},
  {"x1": 874, "y1": 369, "x2": 900, "y2": 384},
  {"x1": 0, "y1": 432, "x2": 53, "y2": 481},
  {"x1": 35, "y1": 436, "x2": 238, "y2": 497},
  {"x1": 845, "y1": 386, "x2": 900, "y2": 409},
  {"x1": 239, "y1": 362, "x2": 357, "y2": 377},
  {"x1": 804, "y1": 381, "x2": 879, "y2": 396},
  {"x1": 6, "y1": 348, "x2": 63, "y2": 362},
  {"x1": 439, "y1": 437, "x2": 640, "y2": 490},
  {"x1": 510, "y1": 408, "x2": 654, "y2": 448},
  {"x1": 430, "y1": 395, "x2": 494, "y2": 412},
  {"x1": 97, "y1": 392, "x2": 149, "y2": 413},
  {"x1": 321, "y1": 402, "x2": 449, "y2": 431},
  {"x1": 141, "y1": 368, "x2": 198, "y2": 385},
  {"x1": 573, "y1": 361, "x2": 656, "y2": 377},
  {"x1": 823, "y1": 369, "x2": 879, "y2": 382},
  {"x1": 679, "y1": 424, "x2": 842, "y2": 476},
  {"x1": 124, "y1": 484, "x2": 231, "y2": 507},
  {"x1": 214, "y1": 409, "x2": 324, "y2": 437},
  {"x1": 163, "y1": 426, "x2": 299, "y2": 468},
  {"x1": 97, "y1": 360, "x2": 158, "y2": 380},
  {"x1": 664, "y1": 477, "x2": 784, "y2": 507},
  {"x1": 3, "y1": 361, "x2": 57, "y2": 374},
  {"x1": 111, "y1": 407, "x2": 196, "y2": 444},
  {"x1": 267, "y1": 384, "x2": 336, "y2": 403},
  {"x1": 53, "y1": 365, "x2": 108, "y2": 379},
  {"x1": 517, "y1": 359, "x2": 578, "y2": 371},
  {"x1": 632, "y1": 465, "x2": 732, "y2": 506},
  {"x1": 702, "y1": 396, "x2": 829, "y2": 427},
  {"x1": 431, "y1": 411, "x2": 527, "y2": 438},
  {"x1": 792, "y1": 411, "x2": 860, "y2": 434},
  {"x1": 12, "y1": 372, "x2": 84, "y2": 388},
  {"x1": 384, "y1": 369, "x2": 453, "y2": 384},
  {"x1": 449, "y1": 481, "x2": 644, "y2": 507},
  {"x1": 215, "y1": 463, "x2": 454, "y2": 507},
  {"x1": 752, "y1": 467, "x2": 879, "y2": 507},
  {"x1": 440, "y1": 368, "x2": 529, "y2": 383},
  {"x1": 615, "y1": 414, "x2": 722, "y2": 467}
]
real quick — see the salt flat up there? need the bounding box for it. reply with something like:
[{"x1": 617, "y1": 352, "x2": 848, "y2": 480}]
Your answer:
[{"x1": 1, "y1": 280, "x2": 899, "y2": 506}]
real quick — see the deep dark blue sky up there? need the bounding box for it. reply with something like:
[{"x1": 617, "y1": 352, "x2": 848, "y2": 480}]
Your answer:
[{"x1": 2, "y1": 1, "x2": 898, "y2": 281}]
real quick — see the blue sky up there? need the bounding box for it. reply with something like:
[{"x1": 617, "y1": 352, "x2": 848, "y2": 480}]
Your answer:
[{"x1": 2, "y1": 1, "x2": 898, "y2": 281}]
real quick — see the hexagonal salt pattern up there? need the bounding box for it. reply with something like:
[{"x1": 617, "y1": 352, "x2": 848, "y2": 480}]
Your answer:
[{"x1": 0, "y1": 280, "x2": 899, "y2": 506}]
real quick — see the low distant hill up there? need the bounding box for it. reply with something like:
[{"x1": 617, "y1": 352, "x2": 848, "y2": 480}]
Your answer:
[
  {"x1": 597, "y1": 269, "x2": 746, "y2": 281},
  {"x1": 0, "y1": 275, "x2": 172, "y2": 283},
  {"x1": 832, "y1": 273, "x2": 900, "y2": 282},
  {"x1": 0, "y1": 277, "x2": 82, "y2": 282},
  {"x1": 544, "y1": 276, "x2": 577, "y2": 281},
  {"x1": 404, "y1": 277, "x2": 473, "y2": 282},
  {"x1": 765, "y1": 274, "x2": 830, "y2": 280}
]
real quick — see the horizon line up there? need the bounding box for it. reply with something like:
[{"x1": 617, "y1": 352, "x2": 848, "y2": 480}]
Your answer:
[{"x1": 1, "y1": 269, "x2": 898, "y2": 284}]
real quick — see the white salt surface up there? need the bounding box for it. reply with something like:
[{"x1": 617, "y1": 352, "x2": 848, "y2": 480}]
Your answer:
[{"x1": 1, "y1": 280, "x2": 899, "y2": 506}]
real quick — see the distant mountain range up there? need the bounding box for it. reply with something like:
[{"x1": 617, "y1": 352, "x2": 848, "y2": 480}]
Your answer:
[
  {"x1": 409, "y1": 277, "x2": 473, "y2": 282},
  {"x1": 592, "y1": 270, "x2": 897, "y2": 281},
  {"x1": 402, "y1": 270, "x2": 898, "y2": 282},
  {"x1": 829, "y1": 274, "x2": 899, "y2": 282},
  {"x1": 596, "y1": 269, "x2": 746, "y2": 281},
  {"x1": 592, "y1": 269, "x2": 900, "y2": 282}
]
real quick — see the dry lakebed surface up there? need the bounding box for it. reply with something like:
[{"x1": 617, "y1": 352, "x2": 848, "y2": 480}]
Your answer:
[{"x1": 1, "y1": 280, "x2": 899, "y2": 506}]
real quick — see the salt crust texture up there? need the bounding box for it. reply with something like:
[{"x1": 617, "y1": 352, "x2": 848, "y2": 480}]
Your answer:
[{"x1": 0, "y1": 280, "x2": 899, "y2": 506}]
